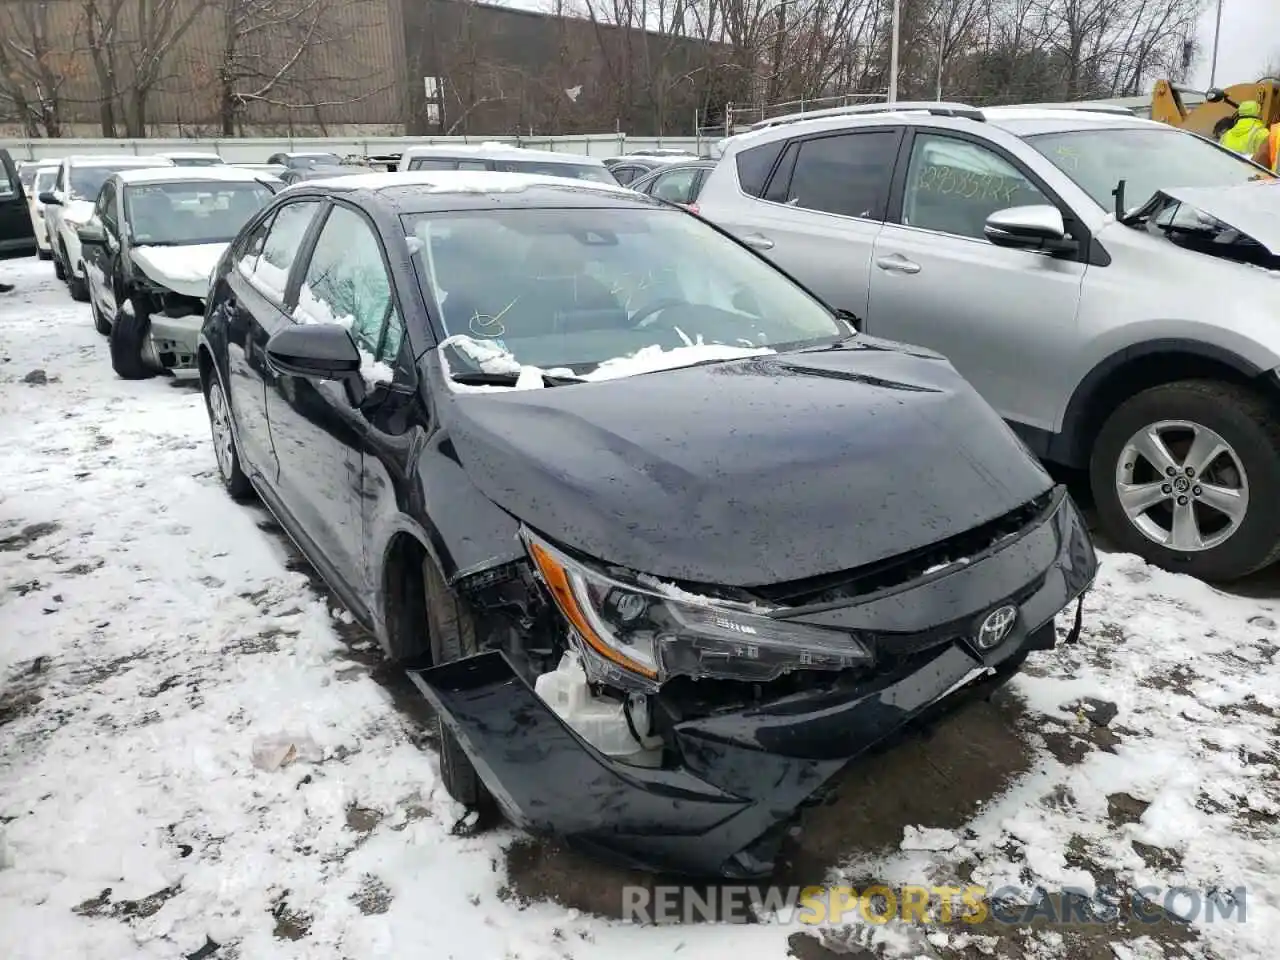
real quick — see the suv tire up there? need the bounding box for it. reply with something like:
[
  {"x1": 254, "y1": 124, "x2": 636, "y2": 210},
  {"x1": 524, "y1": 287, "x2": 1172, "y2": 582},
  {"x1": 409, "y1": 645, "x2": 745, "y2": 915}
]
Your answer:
[
  {"x1": 1090, "y1": 380, "x2": 1280, "y2": 581},
  {"x1": 422, "y1": 558, "x2": 494, "y2": 814},
  {"x1": 109, "y1": 305, "x2": 155, "y2": 380}
]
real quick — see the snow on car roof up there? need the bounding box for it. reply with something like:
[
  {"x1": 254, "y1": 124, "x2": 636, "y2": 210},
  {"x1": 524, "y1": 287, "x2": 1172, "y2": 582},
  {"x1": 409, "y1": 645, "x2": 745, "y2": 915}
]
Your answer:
[
  {"x1": 114, "y1": 166, "x2": 279, "y2": 186},
  {"x1": 398, "y1": 143, "x2": 606, "y2": 165},
  {"x1": 300, "y1": 168, "x2": 632, "y2": 196}
]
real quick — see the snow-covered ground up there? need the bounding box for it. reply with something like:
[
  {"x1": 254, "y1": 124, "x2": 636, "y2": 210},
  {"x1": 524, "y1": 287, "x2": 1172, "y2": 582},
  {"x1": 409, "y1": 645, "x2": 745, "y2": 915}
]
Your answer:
[{"x1": 1, "y1": 254, "x2": 1277, "y2": 960}]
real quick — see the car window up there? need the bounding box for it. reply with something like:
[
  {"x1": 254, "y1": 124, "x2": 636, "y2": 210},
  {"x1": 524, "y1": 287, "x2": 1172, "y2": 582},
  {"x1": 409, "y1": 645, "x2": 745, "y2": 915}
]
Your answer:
[
  {"x1": 735, "y1": 140, "x2": 786, "y2": 198},
  {"x1": 611, "y1": 165, "x2": 642, "y2": 185},
  {"x1": 1024, "y1": 127, "x2": 1274, "y2": 211},
  {"x1": 96, "y1": 181, "x2": 117, "y2": 230},
  {"x1": 405, "y1": 205, "x2": 845, "y2": 378},
  {"x1": 782, "y1": 131, "x2": 898, "y2": 219},
  {"x1": 249, "y1": 199, "x2": 320, "y2": 299},
  {"x1": 295, "y1": 205, "x2": 400, "y2": 372},
  {"x1": 0, "y1": 163, "x2": 15, "y2": 200},
  {"x1": 409, "y1": 157, "x2": 457, "y2": 171},
  {"x1": 125, "y1": 181, "x2": 273, "y2": 245},
  {"x1": 651, "y1": 167, "x2": 700, "y2": 204},
  {"x1": 492, "y1": 159, "x2": 615, "y2": 183},
  {"x1": 34, "y1": 169, "x2": 57, "y2": 196},
  {"x1": 902, "y1": 133, "x2": 1051, "y2": 239}
]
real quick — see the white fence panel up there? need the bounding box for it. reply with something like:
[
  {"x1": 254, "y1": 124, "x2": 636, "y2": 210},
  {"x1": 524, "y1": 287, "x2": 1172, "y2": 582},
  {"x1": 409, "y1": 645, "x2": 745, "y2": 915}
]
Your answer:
[{"x1": 1, "y1": 134, "x2": 712, "y2": 162}]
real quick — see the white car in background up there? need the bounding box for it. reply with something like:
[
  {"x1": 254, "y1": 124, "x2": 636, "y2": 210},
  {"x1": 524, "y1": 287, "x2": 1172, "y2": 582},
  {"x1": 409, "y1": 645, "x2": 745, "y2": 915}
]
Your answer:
[
  {"x1": 396, "y1": 143, "x2": 618, "y2": 183},
  {"x1": 160, "y1": 151, "x2": 225, "y2": 167},
  {"x1": 77, "y1": 165, "x2": 280, "y2": 379},
  {"x1": 26, "y1": 159, "x2": 60, "y2": 260},
  {"x1": 40, "y1": 154, "x2": 175, "y2": 301}
]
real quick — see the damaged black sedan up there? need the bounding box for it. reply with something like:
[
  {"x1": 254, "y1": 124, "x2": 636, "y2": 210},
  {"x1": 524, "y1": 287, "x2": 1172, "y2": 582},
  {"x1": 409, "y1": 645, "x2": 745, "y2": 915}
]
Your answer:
[{"x1": 196, "y1": 170, "x2": 1097, "y2": 878}]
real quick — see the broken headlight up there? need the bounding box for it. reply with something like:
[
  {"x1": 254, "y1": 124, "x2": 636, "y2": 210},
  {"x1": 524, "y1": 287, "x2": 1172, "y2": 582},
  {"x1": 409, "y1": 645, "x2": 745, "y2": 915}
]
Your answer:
[{"x1": 523, "y1": 530, "x2": 872, "y2": 690}]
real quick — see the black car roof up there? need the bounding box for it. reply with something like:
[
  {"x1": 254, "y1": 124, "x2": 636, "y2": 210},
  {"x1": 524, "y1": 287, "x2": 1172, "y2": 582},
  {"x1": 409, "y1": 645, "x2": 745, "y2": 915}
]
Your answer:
[{"x1": 278, "y1": 172, "x2": 670, "y2": 214}]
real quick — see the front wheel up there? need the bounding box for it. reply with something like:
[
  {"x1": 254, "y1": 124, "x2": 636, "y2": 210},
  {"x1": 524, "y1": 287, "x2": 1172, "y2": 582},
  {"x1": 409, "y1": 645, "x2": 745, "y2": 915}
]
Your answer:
[
  {"x1": 90, "y1": 295, "x2": 111, "y2": 336},
  {"x1": 1090, "y1": 380, "x2": 1280, "y2": 581},
  {"x1": 66, "y1": 261, "x2": 90, "y2": 302},
  {"x1": 109, "y1": 304, "x2": 156, "y2": 380},
  {"x1": 423, "y1": 558, "x2": 494, "y2": 814}
]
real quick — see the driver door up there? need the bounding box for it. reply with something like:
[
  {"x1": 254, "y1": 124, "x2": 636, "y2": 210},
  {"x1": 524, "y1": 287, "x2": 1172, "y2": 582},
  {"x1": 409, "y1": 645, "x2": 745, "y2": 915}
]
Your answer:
[{"x1": 866, "y1": 129, "x2": 1086, "y2": 429}]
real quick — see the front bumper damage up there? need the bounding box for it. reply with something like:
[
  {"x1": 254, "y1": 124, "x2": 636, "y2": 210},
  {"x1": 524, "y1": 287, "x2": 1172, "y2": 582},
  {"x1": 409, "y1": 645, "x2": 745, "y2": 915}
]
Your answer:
[{"x1": 409, "y1": 487, "x2": 1096, "y2": 877}]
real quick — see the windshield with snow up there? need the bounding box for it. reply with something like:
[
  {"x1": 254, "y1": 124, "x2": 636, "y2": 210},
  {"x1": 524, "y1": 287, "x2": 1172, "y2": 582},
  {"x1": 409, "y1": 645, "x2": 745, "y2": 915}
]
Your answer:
[
  {"x1": 405, "y1": 206, "x2": 846, "y2": 382},
  {"x1": 125, "y1": 181, "x2": 274, "y2": 246},
  {"x1": 1025, "y1": 127, "x2": 1274, "y2": 212}
]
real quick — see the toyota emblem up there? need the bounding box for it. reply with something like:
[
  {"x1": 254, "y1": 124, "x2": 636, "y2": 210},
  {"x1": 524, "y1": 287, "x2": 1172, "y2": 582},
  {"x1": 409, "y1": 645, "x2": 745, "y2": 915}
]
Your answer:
[{"x1": 976, "y1": 604, "x2": 1018, "y2": 650}]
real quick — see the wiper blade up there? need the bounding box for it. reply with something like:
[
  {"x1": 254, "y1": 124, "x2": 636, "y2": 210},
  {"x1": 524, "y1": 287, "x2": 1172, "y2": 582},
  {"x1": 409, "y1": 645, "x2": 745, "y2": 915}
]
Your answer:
[{"x1": 450, "y1": 371, "x2": 584, "y2": 387}]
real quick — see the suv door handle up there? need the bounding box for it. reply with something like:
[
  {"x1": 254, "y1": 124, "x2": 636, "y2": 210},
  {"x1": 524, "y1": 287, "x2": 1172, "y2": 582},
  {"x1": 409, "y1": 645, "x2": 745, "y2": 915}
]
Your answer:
[
  {"x1": 876, "y1": 254, "x2": 921, "y2": 274},
  {"x1": 742, "y1": 233, "x2": 774, "y2": 250}
]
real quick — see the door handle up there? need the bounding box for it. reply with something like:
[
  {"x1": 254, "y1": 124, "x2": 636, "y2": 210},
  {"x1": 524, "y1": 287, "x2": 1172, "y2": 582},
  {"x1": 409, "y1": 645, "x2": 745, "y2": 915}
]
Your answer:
[
  {"x1": 742, "y1": 233, "x2": 774, "y2": 250},
  {"x1": 876, "y1": 254, "x2": 921, "y2": 274}
]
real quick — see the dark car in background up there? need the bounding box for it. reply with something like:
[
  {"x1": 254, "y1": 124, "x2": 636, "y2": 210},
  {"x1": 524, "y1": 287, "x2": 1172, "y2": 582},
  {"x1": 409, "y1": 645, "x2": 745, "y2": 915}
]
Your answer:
[
  {"x1": 627, "y1": 158, "x2": 717, "y2": 212},
  {"x1": 0, "y1": 150, "x2": 37, "y2": 261},
  {"x1": 196, "y1": 170, "x2": 1096, "y2": 878}
]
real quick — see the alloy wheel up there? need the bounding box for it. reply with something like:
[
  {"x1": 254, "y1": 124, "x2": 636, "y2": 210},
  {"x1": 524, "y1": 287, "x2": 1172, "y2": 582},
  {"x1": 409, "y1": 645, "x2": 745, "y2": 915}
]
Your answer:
[
  {"x1": 208, "y1": 382, "x2": 235, "y2": 480},
  {"x1": 1115, "y1": 419, "x2": 1248, "y2": 552}
]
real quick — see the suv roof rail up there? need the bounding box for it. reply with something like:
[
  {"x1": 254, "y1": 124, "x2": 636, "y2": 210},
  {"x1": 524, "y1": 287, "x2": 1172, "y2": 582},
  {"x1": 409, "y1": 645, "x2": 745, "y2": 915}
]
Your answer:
[{"x1": 748, "y1": 101, "x2": 985, "y2": 130}]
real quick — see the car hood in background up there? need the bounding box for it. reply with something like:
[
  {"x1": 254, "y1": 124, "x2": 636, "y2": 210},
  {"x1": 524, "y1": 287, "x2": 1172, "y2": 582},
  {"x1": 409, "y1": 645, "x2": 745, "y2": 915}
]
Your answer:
[
  {"x1": 441, "y1": 343, "x2": 1055, "y2": 587},
  {"x1": 1157, "y1": 182, "x2": 1280, "y2": 255},
  {"x1": 133, "y1": 242, "x2": 228, "y2": 298}
]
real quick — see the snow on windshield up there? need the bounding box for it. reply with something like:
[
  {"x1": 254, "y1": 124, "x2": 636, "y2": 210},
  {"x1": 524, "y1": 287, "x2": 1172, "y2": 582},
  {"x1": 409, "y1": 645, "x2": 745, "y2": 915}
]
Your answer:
[{"x1": 439, "y1": 334, "x2": 774, "y2": 392}]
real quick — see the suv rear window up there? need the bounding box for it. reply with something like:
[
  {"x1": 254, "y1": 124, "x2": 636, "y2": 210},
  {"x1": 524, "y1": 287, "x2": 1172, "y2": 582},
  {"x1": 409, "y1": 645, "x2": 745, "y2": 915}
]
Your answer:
[
  {"x1": 735, "y1": 141, "x2": 785, "y2": 197},
  {"x1": 781, "y1": 131, "x2": 898, "y2": 219}
]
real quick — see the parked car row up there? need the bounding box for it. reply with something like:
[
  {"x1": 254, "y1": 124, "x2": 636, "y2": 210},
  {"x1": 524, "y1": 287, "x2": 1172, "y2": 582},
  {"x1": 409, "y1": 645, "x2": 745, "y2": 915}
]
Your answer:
[{"x1": 17, "y1": 152, "x2": 283, "y2": 378}]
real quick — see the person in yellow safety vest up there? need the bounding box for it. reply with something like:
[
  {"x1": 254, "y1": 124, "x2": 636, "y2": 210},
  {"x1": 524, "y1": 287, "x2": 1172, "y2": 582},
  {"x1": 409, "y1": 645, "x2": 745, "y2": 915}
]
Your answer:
[
  {"x1": 1220, "y1": 100, "x2": 1270, "y2": 156},
  {"x1": 1253, "y1": 120, "x2": 1280, "y2": 172}
]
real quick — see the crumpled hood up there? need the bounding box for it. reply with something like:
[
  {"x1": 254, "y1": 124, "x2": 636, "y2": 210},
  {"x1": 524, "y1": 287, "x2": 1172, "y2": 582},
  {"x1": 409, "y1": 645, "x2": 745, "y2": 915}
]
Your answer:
[
  {"x1": 132, "y1": 242, "x2": 228, "y2": 299},
  {"x1": 440, "y1": 342, "x2": 1054, "y2": 587},
  {"x1": 1156, "y1": 182, "x2": 1280, "y2": 255}
]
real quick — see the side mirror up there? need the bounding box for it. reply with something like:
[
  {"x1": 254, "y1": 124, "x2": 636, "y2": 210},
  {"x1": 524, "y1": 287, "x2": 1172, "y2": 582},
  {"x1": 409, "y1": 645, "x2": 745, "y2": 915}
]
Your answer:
[
  {"x1": 984, "y1": 205, "x2": 1072, "y2": 251},
  {"x1": 265, "y1": 323, "x2": 367, "y2": 404},
  {"x1": 77, "y1": 221, "x2": 105, "y2": 246},
  {"x1": 39, "y1": 190, "x2": 61, "y2": 206}
]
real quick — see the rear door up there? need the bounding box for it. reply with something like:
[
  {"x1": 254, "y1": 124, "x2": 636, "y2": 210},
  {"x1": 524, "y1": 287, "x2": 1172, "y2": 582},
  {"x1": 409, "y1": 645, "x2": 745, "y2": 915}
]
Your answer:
[
  {"x1": 866, "y1": 128, "x2": 1086, "y2": 428},
  {"x1": 220, "y1": 198, "x2": 324, "y2": 485},
  {"x1": 720, "y1": 128, "x2": 903, "y2": 319},
  {"x1": 0, "y1": 150, "x2": 36, "y2": 260}
]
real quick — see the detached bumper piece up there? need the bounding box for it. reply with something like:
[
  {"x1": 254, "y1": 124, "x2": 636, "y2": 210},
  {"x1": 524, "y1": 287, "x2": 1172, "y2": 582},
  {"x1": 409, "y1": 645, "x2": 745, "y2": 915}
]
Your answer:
[{"x1": 408, "y1": 489, "x2": 1096, "y2": 878}]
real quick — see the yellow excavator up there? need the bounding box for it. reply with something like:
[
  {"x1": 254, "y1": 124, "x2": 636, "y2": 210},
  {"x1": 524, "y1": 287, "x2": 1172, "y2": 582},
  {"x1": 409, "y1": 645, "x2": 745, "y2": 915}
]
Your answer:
[{"x1": 1150, "y1": 77, "x2": 1280, "y2": 140}]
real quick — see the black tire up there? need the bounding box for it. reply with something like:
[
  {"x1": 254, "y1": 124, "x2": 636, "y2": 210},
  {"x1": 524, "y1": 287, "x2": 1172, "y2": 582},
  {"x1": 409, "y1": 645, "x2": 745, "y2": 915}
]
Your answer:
[
  {"x1": 53, "y1": 246, "x2": 65, "y2": 280},
  {"x1": 109, "y1": 303, "x2": 156, "y2": 380},
  {"x1": 423, "y1": 559, "x2": 493, "y2": 812},
  {"x1": 67, "y1": 267, "x2": 90, "y2": 302},
  {"x1": 203, "y1": 376, "x2": 253, "y2": 501},
  {"x1": 1090, "y1": 379, "x2": 1280, "y2": 581},
  {"x1": 38, "y1": 248, "x2": 52, "y2": 261},
  {"x1": 90, "y1": 295, "x2": 111, "y2": 336}
]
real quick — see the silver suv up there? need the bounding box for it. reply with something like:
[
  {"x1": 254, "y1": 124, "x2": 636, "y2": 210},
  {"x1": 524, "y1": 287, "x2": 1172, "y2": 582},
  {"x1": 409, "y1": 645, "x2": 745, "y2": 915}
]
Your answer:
[{"x1": 698, "y1": 102, "x2": 1280, "y2": 581}]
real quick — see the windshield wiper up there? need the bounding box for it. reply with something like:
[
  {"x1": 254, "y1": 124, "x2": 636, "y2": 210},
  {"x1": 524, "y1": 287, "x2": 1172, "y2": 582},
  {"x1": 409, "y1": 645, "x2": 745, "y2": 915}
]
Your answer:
[{"x1": 450, "y1": 370, "x2": 585, "y2": 387}]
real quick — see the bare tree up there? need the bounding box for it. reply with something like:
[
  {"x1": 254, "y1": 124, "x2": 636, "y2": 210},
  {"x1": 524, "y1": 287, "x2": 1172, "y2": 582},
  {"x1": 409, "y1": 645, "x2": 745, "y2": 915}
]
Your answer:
[{"x1": 0, "y1": 0, "x2": 74, "y2": 135}]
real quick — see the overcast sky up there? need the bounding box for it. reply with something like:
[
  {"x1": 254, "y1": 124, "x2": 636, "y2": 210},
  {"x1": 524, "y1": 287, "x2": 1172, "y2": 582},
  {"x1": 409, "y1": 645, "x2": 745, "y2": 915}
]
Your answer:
[{"x1": 1191, "y1": 0, "x2": 1279, "y2": 86}]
